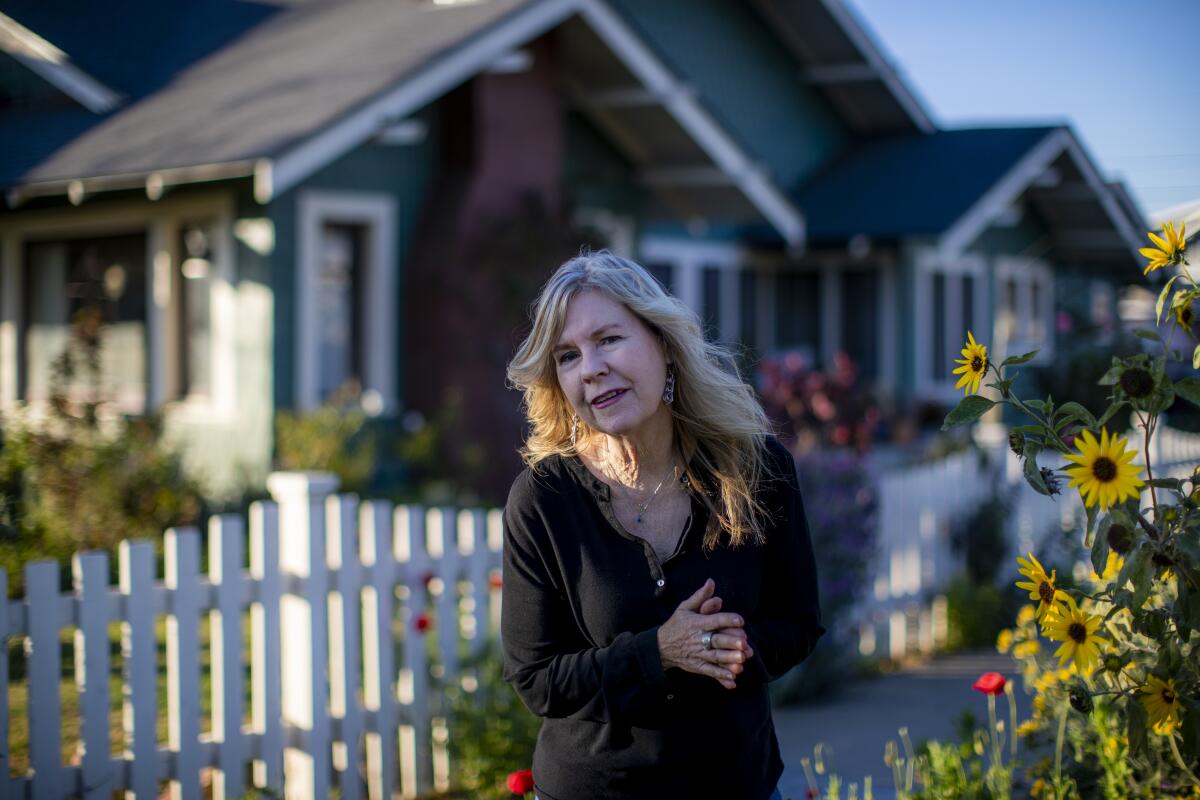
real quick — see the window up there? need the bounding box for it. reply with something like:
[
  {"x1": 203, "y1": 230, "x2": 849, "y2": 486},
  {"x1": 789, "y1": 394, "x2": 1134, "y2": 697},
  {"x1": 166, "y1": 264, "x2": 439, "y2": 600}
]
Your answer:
[
  {"x1": 316, "y1": 223, "x2": 365, "y2": 402},
  {"x1": 842, "y1": 269, "x2": 878, "y2": 380},
  {"x1": 23, "y1": 233, "x2": 147, "y2": 414},
  {"x1": 738, "y1": 269, "x2": 758, "y2": 350},
  {"x1": 176, "y1": 224, "x2": 213, "y2": 398},
  {"x1": 775, "y1": 271, "x2": 820, "y2": 365},
  {"x1": 645, "y1": 262, "x2": 674, "y2": 293},
  {"x1": 296, "y1": 190, "x2": 397, "y2": 412},
  {"x1": 994, "y1": 257, "x2": 1054, "y2": 361},
  {"x1": 917, "y1": 256, "x2": 985, "y2": 396}
]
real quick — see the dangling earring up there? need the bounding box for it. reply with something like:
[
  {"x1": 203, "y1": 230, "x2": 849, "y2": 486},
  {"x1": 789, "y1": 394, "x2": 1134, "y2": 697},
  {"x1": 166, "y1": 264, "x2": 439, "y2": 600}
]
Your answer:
[
  {"x1": 662, "y1": 365, "x2": 676, "y2": 404},
  {"x1": 570, "y1": 414, "x2": 579, "y2": 448}
]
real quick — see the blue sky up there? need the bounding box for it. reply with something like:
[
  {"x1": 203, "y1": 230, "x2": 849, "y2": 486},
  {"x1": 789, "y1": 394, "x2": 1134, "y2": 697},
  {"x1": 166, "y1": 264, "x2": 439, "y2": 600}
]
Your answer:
[{"x1": 846, "y1": 0, "x2": 1200, "y2": 217}]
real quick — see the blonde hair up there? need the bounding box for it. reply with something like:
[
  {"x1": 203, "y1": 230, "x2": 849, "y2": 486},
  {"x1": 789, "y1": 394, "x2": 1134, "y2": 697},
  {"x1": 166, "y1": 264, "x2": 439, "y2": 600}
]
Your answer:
[{"x1": 506, "y1": 250, "x2": 776, "y2": 549}]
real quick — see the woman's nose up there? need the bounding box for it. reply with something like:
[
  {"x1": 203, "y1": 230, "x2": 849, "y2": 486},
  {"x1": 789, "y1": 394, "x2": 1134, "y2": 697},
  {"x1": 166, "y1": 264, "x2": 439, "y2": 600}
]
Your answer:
[{"x1": 580, "y1": 347, "x2": 608, "y2": 380}]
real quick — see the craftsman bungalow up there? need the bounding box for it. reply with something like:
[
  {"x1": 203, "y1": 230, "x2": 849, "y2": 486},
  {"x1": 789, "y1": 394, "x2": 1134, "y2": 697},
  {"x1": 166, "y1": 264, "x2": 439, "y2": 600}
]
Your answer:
[{"x1": 0, "y1": 0, "x2": 1148, "y2": 493}]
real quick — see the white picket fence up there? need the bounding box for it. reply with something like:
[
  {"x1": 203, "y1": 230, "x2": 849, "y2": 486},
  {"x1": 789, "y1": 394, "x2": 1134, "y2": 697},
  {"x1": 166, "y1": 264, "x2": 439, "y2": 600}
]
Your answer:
[
  {"x1": 1, "y1": 472, "x2": 503, "y2": 799},
  {"x1": 860, "y1": 423, "x2": 1200, "y2": 660}
]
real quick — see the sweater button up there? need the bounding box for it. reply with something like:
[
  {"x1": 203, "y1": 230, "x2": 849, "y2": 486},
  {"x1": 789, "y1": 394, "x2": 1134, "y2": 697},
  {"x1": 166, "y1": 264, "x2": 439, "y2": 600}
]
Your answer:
[
  {"x1": 656, "y1": 579, "x2": 665, "y2": 587},
  {"x1": 666, "y1": 694, "x2": 675, "y2": 700}
]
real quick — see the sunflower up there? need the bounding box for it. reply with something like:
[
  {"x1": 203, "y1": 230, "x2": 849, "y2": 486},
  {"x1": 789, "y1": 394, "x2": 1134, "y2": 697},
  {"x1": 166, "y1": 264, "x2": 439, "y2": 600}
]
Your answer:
[
  {"x1": 1139, "y1": 675, "x2": 1182, "y2": 735},
  {"x1": 1016, "y1": 553, "x2": 1062, "y2": 619},
  {"x1": 1063, "y1": 428, "x2": 1145, "y2": 511},
  {"x1": 952, "y1": 331, "x2": 988, "y2": 395},
  {"x1": 1090, "y1": 551, "x2": 1124, "y2": 585},
  {"x1": 1140, "y1": 220, "x2": 1187, "y2": 275},
  {"x1": 1042, "y1": 594, "x2": 1105, "y2": 673}
]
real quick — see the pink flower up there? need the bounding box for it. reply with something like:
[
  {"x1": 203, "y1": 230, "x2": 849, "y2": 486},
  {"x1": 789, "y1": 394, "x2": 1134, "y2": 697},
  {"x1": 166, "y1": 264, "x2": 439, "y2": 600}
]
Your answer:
[
  {"x1": 414, "y1": 613, "x2": 431, "y2": 633},
  {"x1": 973, "y1": 671, "x2": 1006, "y2": 695}
]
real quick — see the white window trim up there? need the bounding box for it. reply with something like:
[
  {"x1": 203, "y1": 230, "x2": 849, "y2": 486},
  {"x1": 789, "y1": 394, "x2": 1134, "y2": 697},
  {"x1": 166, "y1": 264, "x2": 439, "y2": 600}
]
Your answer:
[
  {"x1": 994, "y1": 256, "x2": 1055, "y2": 366},
  {"x1": 0, "y1": 191, "x2": 238, "y2": 419},
  {"x1": 573, "y1": 208, "x2": 635, "y2": 257},
  {"x1": 295, "y1": 189, "x2": 397, "y2": 413},
  {"x1": 639, "y1": 236, "x2": 744, "y2": 341},
  {"x1": 914, "y1": 250, "x2": 987, "y2": 402}
]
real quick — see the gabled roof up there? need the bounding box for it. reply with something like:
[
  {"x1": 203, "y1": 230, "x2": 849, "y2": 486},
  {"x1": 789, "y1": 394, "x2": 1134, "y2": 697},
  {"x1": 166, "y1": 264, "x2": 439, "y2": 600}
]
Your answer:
[
  {"x1": 793, "y1": 126, "x2": 1147, "y2": 270},
  {"x1": 795, "y1": 127, "x2": 1055, "y2": 240}
]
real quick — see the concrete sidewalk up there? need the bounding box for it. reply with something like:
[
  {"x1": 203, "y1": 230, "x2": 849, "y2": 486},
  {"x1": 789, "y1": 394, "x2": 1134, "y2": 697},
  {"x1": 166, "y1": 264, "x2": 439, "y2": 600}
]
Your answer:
[{"x1": 773, "y1": 652, "x2": 1029, "y2": 800}]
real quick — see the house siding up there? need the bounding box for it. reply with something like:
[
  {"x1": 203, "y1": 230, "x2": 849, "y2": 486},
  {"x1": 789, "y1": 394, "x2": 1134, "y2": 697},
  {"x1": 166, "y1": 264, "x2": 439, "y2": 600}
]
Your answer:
[
  {"x1": 607, "y1": 0, "x2": 847, "y2": 190},
  {"x1": 269, "y1": 105, "x2": 440, "y2": 411}
]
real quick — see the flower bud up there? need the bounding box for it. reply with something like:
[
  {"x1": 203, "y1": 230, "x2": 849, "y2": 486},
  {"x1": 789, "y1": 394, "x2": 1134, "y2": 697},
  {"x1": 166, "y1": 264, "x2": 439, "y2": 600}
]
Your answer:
[
  {"x1": 1103, "y1": 653, "x2": 1123, "y2": 674},
  {"x1": 1118, "y1": 367, "x2": 1154, "y2": 399},
  {"x1": 1106, "y1": 523, "x2": 1133, "y2": 555},
  {"x1": 1009, "y1": 431, "x2": 1025, "y2": 456},
  {"x1": 1068, "y1": 685, "x2": 1093, "y2": 714},
  {"x1": 1039, "y1": 467, "x2": 1062, "y2": 496}
]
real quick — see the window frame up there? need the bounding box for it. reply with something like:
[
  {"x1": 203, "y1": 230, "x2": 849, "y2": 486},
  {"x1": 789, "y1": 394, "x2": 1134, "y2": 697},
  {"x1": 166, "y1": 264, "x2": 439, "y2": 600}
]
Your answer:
[
  {"x1": 993, "y1": 255, "x2": 1055, "y2": 366},
  {"x1": 295, "y1": 189, "x2": 397, "y2": 413},
  {"x1": 914, "y1": 252, "x2": 988, "y2": 402}
]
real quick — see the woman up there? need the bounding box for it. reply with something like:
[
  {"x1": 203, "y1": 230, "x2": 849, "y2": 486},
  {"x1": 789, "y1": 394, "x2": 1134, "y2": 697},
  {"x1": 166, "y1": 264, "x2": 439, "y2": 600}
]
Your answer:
[{"x1": 502, "y1": 251, "x2": 824, "y2": 800}]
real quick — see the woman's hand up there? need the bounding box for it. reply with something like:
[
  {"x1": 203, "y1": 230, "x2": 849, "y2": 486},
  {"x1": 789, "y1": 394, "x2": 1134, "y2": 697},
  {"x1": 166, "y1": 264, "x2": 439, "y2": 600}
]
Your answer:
[{"x1": 657, "y1": 579, "x2": 753, "y2": 690}]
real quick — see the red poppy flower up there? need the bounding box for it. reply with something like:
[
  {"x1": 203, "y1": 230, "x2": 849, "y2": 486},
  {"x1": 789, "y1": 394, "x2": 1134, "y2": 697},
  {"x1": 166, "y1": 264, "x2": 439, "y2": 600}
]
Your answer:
[
  {"x1": 414, "y1": 612, "x2": 431, "y2": 633},
  {"x1": 973, "y1": 671, "x2": 1006, "y2": 695},
  {"x1": 489, "y1": 573, "x2": 503, "y2": 589},
  {"x1": 506, "y1": 768, "x2": 534, "y2": 795}
]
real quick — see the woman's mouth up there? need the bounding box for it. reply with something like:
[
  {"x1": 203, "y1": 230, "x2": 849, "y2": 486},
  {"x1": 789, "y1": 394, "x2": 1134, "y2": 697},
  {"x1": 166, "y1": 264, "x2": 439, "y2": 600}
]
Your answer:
[{"x1": 591, "y1": 389, "x2": 627, "y2": 409}]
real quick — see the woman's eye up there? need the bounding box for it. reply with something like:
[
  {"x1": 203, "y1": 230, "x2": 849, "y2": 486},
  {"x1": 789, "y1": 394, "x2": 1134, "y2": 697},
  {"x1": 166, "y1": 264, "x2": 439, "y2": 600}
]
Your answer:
[
  {"x1": 557, "y1": 352, "x2": 577, "y2": 365},
  {"x1": 601, "y1": 336, "x2": 621, "y2": 345}
]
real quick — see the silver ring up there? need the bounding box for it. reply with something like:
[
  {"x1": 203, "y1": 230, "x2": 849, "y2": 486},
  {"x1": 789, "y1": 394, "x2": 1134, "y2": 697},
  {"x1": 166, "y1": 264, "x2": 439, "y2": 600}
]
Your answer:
[{"x1": 701, "y1": 631, "x2": 714, "y2": 650}]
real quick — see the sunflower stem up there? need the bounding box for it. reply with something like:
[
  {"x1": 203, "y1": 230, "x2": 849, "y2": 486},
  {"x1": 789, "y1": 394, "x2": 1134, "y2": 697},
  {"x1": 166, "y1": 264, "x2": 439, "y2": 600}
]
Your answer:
[
  {"x1": 1136, "y1": 411, "x2": 1160, "y2": 516},
  {"x1": 1167, "y1": 732, "x2": 1200, "y2": 789},
  {"x1": 1053, "y1": 704, "x2": 1069, "y2": 800}
]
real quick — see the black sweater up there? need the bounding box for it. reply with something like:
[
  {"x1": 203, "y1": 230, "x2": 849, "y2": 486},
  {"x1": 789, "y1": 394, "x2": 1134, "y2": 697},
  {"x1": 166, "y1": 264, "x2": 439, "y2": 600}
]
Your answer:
[{"x1": 501, "y1": 437, "x2": 824, "y2": 800}]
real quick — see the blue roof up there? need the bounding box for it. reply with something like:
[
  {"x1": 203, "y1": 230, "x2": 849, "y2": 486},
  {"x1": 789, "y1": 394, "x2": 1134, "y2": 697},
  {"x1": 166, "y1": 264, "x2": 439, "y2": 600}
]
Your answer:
[
  {"x1": 0, "y1": 0, "x2": 280, "y2": 185},
  {"x1": 793, "y1": 126, "x2": 1060, "y2": 242}
]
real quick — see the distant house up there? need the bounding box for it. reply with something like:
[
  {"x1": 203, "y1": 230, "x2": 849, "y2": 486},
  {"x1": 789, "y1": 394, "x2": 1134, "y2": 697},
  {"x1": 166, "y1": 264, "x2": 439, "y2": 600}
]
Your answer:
[{"x1": 0, "y1": 0, "x2": 1149, "y2": 495}]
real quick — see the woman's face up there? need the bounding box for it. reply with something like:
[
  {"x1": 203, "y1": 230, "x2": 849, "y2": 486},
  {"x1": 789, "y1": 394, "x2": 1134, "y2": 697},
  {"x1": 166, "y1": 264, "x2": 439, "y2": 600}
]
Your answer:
[{"x1": 553, "y1": 289, "x2": 671, "y2": 441}]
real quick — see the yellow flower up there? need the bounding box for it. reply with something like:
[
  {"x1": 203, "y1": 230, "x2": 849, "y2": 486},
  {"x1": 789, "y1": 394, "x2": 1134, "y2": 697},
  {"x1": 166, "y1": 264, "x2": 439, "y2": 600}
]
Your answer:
[
  {"x1": 1140, "y1": 675, "x2": 1182, "y2": 735},
  {"x1": 1043, "y1": 594, "x2": 1105, "y2": 673},
  {"x1": 952, "y1": 331, "x2": 988, "y2": 394},
  {"x1": 1063, "y1": 428, "x2": 1145, "y2": 511},
  {"x1": 1017, "y1": 719, "x2": 1042, "y2": 739},
  {"x1": 1017, "y1": 604, "x2": 1037, "y2": 626},
  {"x1": 1140, "y1": 221, "x2": 1187, "y2": 274},
  {"x1": 1090, "y1": 551, "x2": 1124, "y2": 585},
  {"x1": 996, "y1": 629, "x2": 1013, "y2": 653},
  {"x1": 1014, "y1": 639, "x2": 1041, "y2": 659},
  {"x1": 1016, "y1": 553, "x2": 1062, "y2": 619}
]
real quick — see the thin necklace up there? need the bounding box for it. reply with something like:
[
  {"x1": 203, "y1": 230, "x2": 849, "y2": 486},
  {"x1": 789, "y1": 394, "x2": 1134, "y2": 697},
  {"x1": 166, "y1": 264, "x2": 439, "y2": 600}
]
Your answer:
[{"x1": 632, "y1": 462, "x2": 678, "y2": 524}]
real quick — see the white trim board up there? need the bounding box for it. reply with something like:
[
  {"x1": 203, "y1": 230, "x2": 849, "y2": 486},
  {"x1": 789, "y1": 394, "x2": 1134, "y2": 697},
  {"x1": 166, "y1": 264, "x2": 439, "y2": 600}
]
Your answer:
[
  {"x1": 0, "y1": 11, "x2": 122, "y2": 114},
  {"x1": 938, "y1": 127, "x2": 1142, "y2": 263},
  {"x1": 295, "y1": 189, "x2": 398, "y2": 413}
]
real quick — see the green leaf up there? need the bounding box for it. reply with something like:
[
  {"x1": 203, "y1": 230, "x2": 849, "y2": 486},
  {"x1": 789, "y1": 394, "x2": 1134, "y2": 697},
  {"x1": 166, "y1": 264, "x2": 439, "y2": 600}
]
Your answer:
[
  {"x1": 1156, "y1": 273, "x2": 1181, "y2": 323},
  {"x1": 1146, "y1": 477, "x2": 1183, "y2": 490},
  {"x1": 1023, "y1": 454, "x2": 1050, "y2": 496},
  {"x1": 1193, "y1": 343, "x2": 1200, "y2": 370},
  {"x1": 1085, "y1": 501, "x2": 1099, "y2": 542},
  {"x1": 941, "y1": 395, "x2": 995, "y2": 431},
  {"x1": 1097, "y1": 401, "x2": 1127, "y2": 428},
  {"x1": 1135, "y1": 328, "x2": 1163, "y2": 343},
  {"x1": 1011, "y1": 424, "x2": 1044, "y2": 436},
  {"x1": 1098, "y1": 360, "x2": 1123, "y2": 386},
  {"x1": 1176, "y1": 377, "x2": 1200, "y2": 409},
  {"x1": 1000, "y1": 350, "x2": 1039, "y2": 367},
  {"x1": 1057, "y1": 401, "x2": 1098, "y2": 431},
  {"x1": 1025, "y1": 399, "x2": 1047, "y2": 413},
  {"x1": 1127, "y1": 687, "x2": 1150, "y2": 760}
]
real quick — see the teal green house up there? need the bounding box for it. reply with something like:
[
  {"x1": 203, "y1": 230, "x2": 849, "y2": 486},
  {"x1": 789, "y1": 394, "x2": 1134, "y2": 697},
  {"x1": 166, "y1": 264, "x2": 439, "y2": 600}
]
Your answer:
[{"x1": 0, "y1": 0, "x2": 1148, "y2": 496}]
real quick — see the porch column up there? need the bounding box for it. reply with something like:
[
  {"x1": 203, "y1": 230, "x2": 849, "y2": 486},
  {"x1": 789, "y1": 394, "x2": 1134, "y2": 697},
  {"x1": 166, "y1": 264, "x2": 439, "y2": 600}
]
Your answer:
[
  {"x1": 147, "y1": 218, "x2": 174, "y2": 409},
  {"x1": 0, "y1": 235, "x2": 20, "y2": 408},
  {"x1": 820, "y1": 265, "x2": 840, "y2": 368}
]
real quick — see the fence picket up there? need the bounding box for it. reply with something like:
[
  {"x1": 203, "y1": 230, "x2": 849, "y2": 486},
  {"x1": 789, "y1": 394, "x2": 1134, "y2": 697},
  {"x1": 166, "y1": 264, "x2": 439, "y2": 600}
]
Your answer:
[
  {"x1": 210, "y1": 516, "x2": 247, "y2": 799},
  {"x1": 396, "y1": 504, "x2": 432, "y2": 799},
  {"x1": 460, "y1": 509, "x2": 488, "y2": 661},
  {"x1": 429, "y1": 508, "x2": 460, "y2": 683},
  {"x1": 119, "y1": 540, "x2": 158, "y2": 798},
  {"x1": 74, "y1": 551, "x2": 114, "y2": 798},
  {"x1": 328, "y1": 495, "x2": 365, "y2": 800},
  {"x1": 360, "y1": 501, "x2": 398, "y2": 800},
  {"x1": 249, "y1": 502, "x2": 283, "y2": 791},
  {"x1": 487, "y1": 509, "x2": 504, "y2": 642},
  {"x1": 164, "y1": 530, "x2": 202, "y2": 800},
  {"x1": 27, "y1": 560, "x2": 63, "y2": 798}
]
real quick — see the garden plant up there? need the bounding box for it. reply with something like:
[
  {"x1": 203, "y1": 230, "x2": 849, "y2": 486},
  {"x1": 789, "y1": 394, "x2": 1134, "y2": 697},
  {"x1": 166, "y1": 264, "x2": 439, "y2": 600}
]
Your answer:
[{"x1": 937, "y1": 220, "x2": 1199, "y2": 798}]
